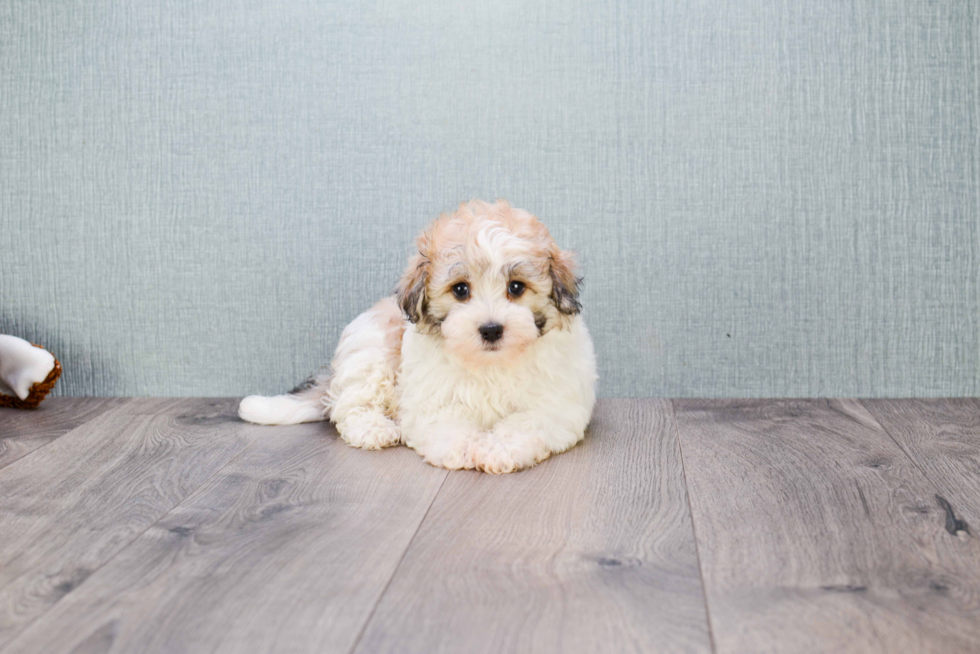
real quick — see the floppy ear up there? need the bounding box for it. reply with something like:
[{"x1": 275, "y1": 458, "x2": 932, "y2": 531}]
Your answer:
[
  {"x1": 549, "y1": 249, "x2": 582, "y2": 315},
  {"x1": 395, "y1": 248, "x2": 429, "y2": 324}
]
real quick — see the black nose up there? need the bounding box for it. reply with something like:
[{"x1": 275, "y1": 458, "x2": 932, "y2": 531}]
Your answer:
[{"x1": 479, "y1": 322, "x2": 504, "y2": 343}]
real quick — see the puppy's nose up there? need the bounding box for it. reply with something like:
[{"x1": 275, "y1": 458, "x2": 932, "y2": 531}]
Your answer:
[{"x1": 479, "y1": 322, "x2": 504, "y2": 343}]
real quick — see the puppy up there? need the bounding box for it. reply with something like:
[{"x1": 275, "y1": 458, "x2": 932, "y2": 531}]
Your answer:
[{"x1": 239, "y1": 200, "x2": 597, "y2": 473}]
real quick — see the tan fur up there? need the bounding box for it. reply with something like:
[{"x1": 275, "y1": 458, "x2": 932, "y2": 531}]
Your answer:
[
  {"x1": 399, "y1": 200, "x2": 580, "y2": 339},
  {"x1": 240, "y1": 200, "x2": 597, "y2": 473}
]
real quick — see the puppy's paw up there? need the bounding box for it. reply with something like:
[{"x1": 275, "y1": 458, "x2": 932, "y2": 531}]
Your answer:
[
  {"x1": 412, "y1": 429, "x2": 481, "y2": 470},
  {"x1": 431, "y1": 440, "x2": 475, "y2": 470},
  {"x1": 338, "y1": 412, "x2": 401, "y2": 450},
  {"x1": 471, "y1": 425, "x2": 551, "y2": 474}
]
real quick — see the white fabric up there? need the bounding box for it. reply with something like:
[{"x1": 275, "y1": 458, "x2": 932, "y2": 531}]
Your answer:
[{"x1": 0, "y1": 335, "x2": 55, "y2": 400}]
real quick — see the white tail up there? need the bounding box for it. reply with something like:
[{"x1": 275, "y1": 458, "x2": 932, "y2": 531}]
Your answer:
[{"x1": 238, "y1": 393, "x2": 327, "y2": 425}]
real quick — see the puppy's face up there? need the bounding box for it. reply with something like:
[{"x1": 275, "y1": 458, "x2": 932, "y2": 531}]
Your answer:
[{"x1": 396, "y1": 201, "x2": 581, "y2": 369}]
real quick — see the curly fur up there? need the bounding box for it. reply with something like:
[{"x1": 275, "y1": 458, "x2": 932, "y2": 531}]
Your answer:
[{"x1": 239, "y1": 200, "x2": 597, "y2": 473}]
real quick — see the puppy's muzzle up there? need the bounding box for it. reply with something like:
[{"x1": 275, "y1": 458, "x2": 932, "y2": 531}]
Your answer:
[{"x1": 479, "y1": 322, "x2": 504, "y2": 343}]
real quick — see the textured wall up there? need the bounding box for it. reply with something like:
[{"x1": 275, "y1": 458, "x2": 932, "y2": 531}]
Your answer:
[{"x1": 1, "y1": 1, "x2": 978, "y2": 398}]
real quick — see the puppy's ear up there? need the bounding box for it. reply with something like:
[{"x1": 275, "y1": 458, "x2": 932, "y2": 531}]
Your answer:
[
  {"x1": 396, "y1": 247, "x2": 430, "y2": 324},
  {"x1": 549, "y1": 249, "x2": 582, "y2": 315}
]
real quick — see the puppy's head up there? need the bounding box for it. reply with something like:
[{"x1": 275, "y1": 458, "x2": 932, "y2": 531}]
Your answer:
[{"x1": 396, "y1": 200, "x2": 581, "y2": 368}]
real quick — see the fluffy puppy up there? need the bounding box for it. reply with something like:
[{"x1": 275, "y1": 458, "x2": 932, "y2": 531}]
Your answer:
[{"x1": 239, "y1": 200, "x2": 597, "y2": 473}]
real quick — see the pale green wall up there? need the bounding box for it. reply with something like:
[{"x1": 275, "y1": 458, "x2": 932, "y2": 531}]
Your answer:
[{"x1": 2, "y1": 1, "x2": 978, "y2": 398}]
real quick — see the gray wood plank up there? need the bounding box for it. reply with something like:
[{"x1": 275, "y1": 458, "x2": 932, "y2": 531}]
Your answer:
[
  {"x1": 353, "y1": 399, "x2": 713, "y2": 654},
  {"x1": 3, "y1": 422, "x2": 448, "y2": 654},
  {"x1": 862, "y1": 399, "x2": 980, "y2": 531},
  {"x1": 673, "y1": 399, "x2": 980, "y2": 654},
  {"x1": 107, "y1": 397, "x2": 239, "y2": 415},
  {"x1": 0, "y1": 398, "x2": 128, "y2": 470},
  {"x1": 0, "y1": 398, "x2": 265, "y2": 650}
]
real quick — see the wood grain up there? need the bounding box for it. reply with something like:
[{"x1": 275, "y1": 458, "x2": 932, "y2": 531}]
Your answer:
[
  {"x1": 0, "y1": 398, "x2": 127, "y2": 470},
  {"x1": 0, "y1": 398, "x2": 265, "y2": 649},
  {"x1": 862, "y1": 399, "x2": 980, "y2": 532},
  {"x1": 353, "y1": 399, "x2": 713, "y2": 654},
  {"x1": 106, "y1": 397, "x2": 241, "y2": 416},
  {"x1": 673, "y1": 399, "x2": 980, "y2": 654},
  {"x1": 3, "y1": 418, "x2": 448, "y2": 654}
]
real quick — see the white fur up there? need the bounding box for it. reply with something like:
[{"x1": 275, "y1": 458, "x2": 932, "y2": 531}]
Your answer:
[
  {"x1": 238, "y1": 394, "x2": 324, "y2": 426},
  {"x1": 399, "y1": 314, "x2": 596, "y2": 473},
  {"x1": 0, "y1": 335, "x2": 56, "y2": 400},
  {"x1": 239, "y1": 201, "x2": 598, "y2": 473}
]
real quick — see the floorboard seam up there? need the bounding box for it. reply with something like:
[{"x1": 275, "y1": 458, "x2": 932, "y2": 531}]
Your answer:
[
  {"x1": 0, "y1": 402, "x2": 140, "y2": 632},
  {"x1": 669, "y1": 399, "x2": 719, "y2": 654},
  {"x1": 0, "y1": 415, "x2": 268, "y2": 654},
  {"x1": 855, "y1": 398, "x2": 978, "y2": 539},
  {"x1": 346, "y1": 469, "x2": 450, "y2": 654},
  {"x1": 0, "y1": 398, "x2": 131, "y2": 475}
]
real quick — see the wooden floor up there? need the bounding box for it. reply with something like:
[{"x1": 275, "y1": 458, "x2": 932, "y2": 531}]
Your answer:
[{"x1": 0, "y1": 399, "x2": 978, "y2": 654}]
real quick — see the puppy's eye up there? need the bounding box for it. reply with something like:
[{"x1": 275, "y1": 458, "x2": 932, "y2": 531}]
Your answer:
[
  {"x1": 508, "y1": 281, "x2": 526, "y2": 298},
  {"x1": 451, "y1": 282, "x2": 470, "y2": 300}
]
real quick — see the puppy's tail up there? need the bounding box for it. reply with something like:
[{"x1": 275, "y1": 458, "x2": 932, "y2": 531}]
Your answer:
[{"x1": 239, "y1": 372, "x2": 332, "y2": 425}]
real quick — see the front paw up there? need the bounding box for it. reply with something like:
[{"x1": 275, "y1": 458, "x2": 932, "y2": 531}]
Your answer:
[
  {"x1": 415, "y1": 432, "x2": 479, "y2": 470},
  {"x1": 471, "y1": 426, "x2": 550, "y2": 474}
]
